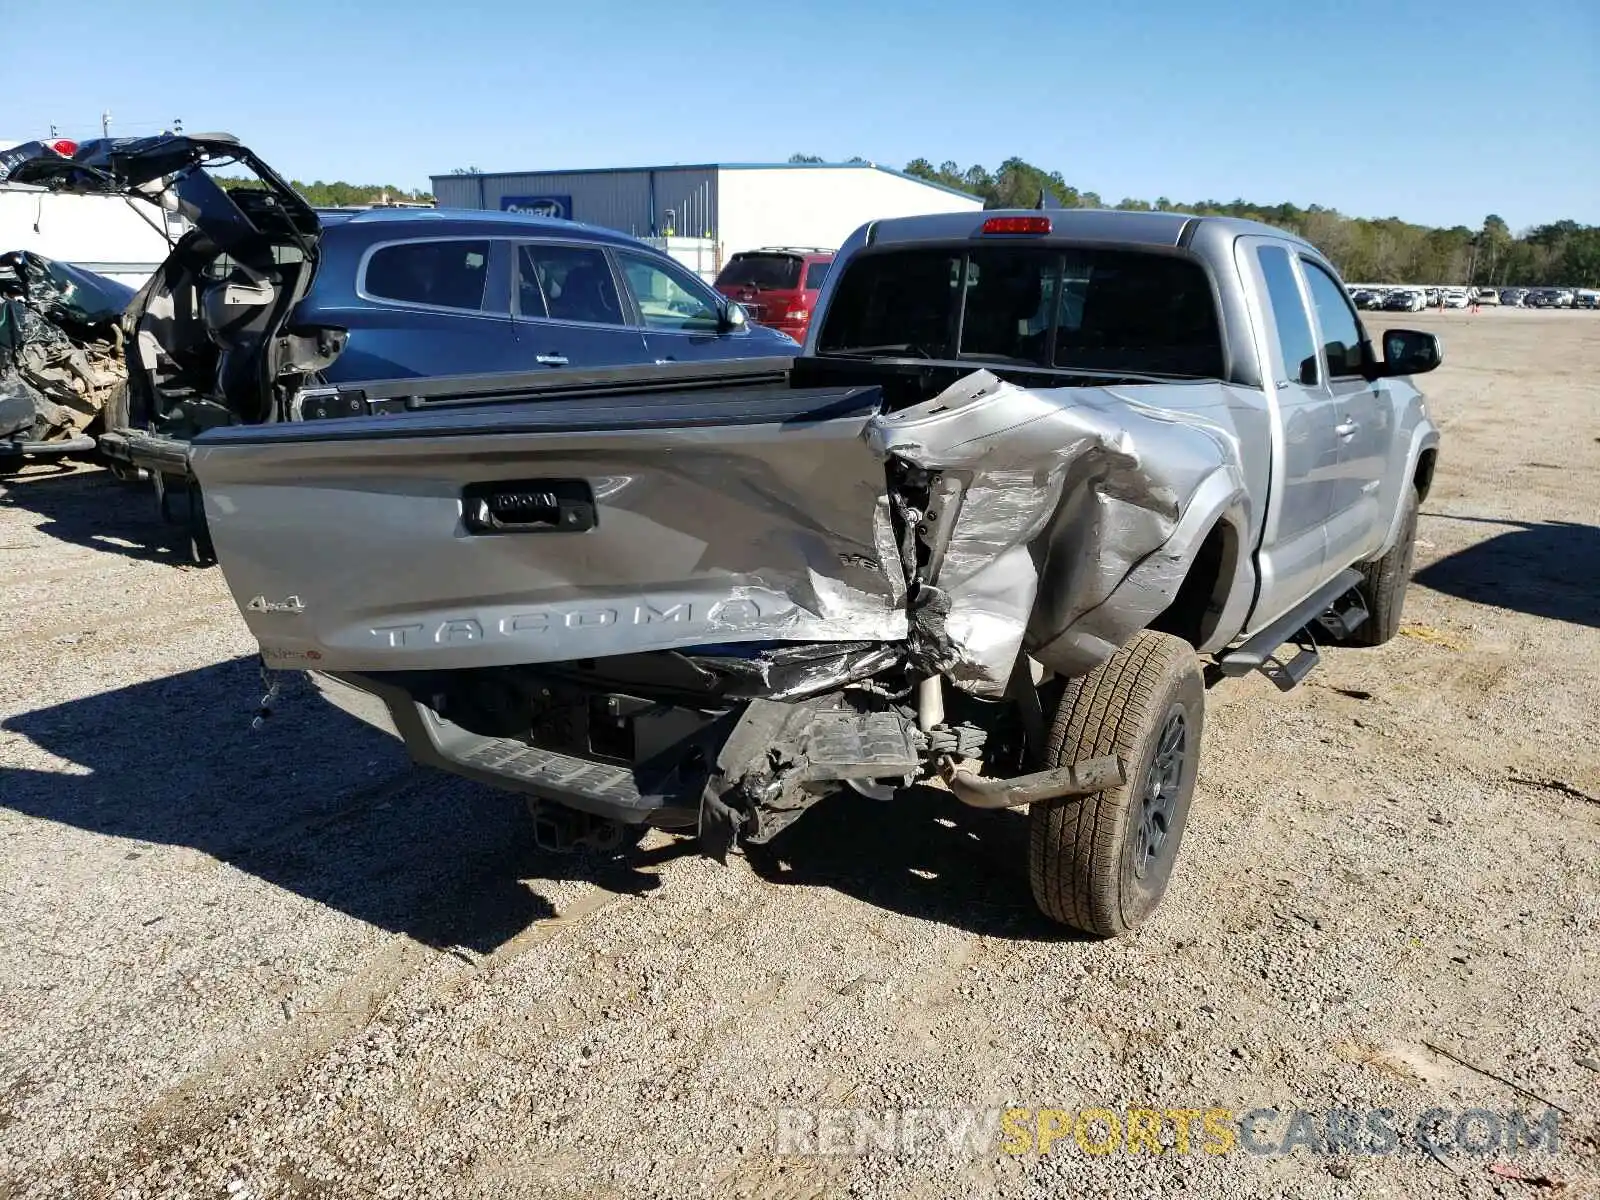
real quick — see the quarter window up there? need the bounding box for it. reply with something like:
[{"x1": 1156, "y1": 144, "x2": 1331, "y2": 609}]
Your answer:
[
  {"x1": 520, "y1": 244, "x2": 624, "y2": 325},
  {"x1": 1300, "y1": 259, "x2": 1367, "y2": 377},
  {"x1": 618, "y1": 253, "x2": 721, "y2": 332},
  {"x1": 364, "y1": 240, "x2": 489, "y2": 310},
  {"x1": 1255, "y1": 245, "x2": 1319, "y2": 385},
  {"x1": 803, "y1": 260, "x2": 831, "y2": 290}
]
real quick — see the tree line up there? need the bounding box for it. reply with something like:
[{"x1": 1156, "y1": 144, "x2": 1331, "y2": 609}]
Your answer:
[
  {"x1": 214, "y1": 177, "x2": 435, "y2": 209},
  {"x1": 873, "y1": 155, "x2": 1595, "y2": 287},
  {"x1": 226, "y1": 158, "x2": 1598, "y2": 287}
]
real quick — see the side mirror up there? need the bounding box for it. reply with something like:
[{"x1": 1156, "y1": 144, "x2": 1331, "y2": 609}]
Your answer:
[
  {"x1": 720, "y1": 300, "x2": 748, "y2": 332},
  {"x1": 1376, "y1": 328, "x2": 1442, "y2": 377}
]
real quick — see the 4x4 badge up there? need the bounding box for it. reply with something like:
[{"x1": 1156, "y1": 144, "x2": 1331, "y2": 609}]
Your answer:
[{"x1": 247, "y1": 595, "x2": 306, "y2": 615}]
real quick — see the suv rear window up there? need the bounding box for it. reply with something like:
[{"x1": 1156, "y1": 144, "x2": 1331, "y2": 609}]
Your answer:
[
  {"x1": 364, "y1": 239, "x2": 490, "y2": 310},
  {"x1": 816, "y1": 246, "x2": 1223, "y2": 378},
  {"x1": 716, "y1": 253, "x2": 802, "y2": 290}
]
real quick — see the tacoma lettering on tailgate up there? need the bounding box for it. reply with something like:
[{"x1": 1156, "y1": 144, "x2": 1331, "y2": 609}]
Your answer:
[{"x1": 367, "y1": 598, "x2": 789, "y2": 649}]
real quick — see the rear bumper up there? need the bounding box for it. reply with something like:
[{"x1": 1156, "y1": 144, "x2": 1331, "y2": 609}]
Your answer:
[
  {"x1": 309, "y1": 670, "x2": 700, "y2": 827},
  {"x1": 308, "y1": 666, "x2": 927, "y2": 839}
]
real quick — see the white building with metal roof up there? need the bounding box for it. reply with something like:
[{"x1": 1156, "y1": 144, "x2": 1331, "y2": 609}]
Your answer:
[{"x1": 429, "y1": 161, "x2": 984, "y2": 267}]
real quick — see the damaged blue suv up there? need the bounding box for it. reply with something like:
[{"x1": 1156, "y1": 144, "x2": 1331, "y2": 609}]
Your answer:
[{"x1": 0, "y1": 133, "x2": 794, "y2": 445}]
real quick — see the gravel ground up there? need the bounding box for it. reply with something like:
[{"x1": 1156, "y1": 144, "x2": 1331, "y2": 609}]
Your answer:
[{"x1": 1, "y1": 309, "x2": 1596, "y2": 1199}]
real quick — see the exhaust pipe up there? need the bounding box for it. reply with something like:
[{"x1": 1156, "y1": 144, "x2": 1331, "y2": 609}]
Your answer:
[{"x1": 941, "y1": 755, "x2": 1124, "y2": 809}]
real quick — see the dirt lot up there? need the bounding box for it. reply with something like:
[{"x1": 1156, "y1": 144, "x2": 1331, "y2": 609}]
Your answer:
[{"x1": 1, "y1": 309, "x2": 1596, "y2": 1199}]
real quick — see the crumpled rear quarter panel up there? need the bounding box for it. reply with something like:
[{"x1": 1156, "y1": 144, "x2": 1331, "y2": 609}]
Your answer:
[{"x1": 875, "y1": 371, "x2": 1253, "y2": 691}]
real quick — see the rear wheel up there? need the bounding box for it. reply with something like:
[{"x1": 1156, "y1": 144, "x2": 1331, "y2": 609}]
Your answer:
[
  {"x1": 1344, "y1": 485, "x2": 1419, "y2": 647},
  {"x1": 1028, "y1": 630, "x2": 1204, "y2": 937}
]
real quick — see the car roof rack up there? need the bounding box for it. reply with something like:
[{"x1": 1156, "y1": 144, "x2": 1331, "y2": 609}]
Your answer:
[{"x1": 744, "y1": 246, "x2": 835, "y2": 255}]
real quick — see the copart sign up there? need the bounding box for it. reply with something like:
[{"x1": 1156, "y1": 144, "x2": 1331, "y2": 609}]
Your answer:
[{"x1": 500, "y1": 195, "x2": 572, "y2": 219}]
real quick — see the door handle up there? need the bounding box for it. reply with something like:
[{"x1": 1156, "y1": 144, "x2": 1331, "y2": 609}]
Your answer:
[
  {"x1": 654, "y1": 357, "x2": 676, "y2": 364},
  {"x1": 535, "y1": 353, "x2": 569, "y2": 367},
  {"x1": 1335, "y1": 420, "x2": 1359, "y2": 439}
]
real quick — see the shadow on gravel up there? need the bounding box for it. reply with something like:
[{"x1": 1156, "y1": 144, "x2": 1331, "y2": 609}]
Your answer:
[
  {"x1": 1415, "y1": 514, "x2": 1600, "y2": 629},
  {"x1": 0, "y1": 463, "x2": 190, "y2": 566},
  {"x1": 1, "y1": 656, "x2": 670, "y2": 953},
  {"x1": 746, "y1": 786, "x2": 1091, "y2": 942}
]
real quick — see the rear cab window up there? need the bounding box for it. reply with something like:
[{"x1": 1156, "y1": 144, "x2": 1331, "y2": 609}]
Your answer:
[
  {"x1": 363, "y1": 239, "x2": 490, "y2": 310},
  {"x1": 816, "y1": 245, "x2": 1224, "y2": 378}
]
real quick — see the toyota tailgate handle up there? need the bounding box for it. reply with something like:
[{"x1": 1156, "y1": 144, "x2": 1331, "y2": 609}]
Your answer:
[{"x1": 462, "y1": 479, "x2": 596, "y2": 534}]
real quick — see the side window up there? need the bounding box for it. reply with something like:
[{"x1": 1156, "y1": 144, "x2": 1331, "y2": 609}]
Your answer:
[
  {"x1": 520, "y1": 244, "x2": 624, "y2": 325},
  {"x1": 1300, "y1": 259, "x2": 1366, "y2": 377},
  {"x1": 804, "y1": 260, "x2": 831, "y2": 290},
  {"x1": 617, "y1": 253, "x2": 721, "y2": 332},
  {"x1": 1255, "y1": 245, "x2": 1319, "y2": 385},
  {"x1": 364, "y1": 240, "x2": 489, "y2": 311}
]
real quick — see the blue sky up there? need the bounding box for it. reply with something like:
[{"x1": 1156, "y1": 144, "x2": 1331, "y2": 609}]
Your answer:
[{"x1": 7, "y1": 0, "x2": 1595, "y2": 230}]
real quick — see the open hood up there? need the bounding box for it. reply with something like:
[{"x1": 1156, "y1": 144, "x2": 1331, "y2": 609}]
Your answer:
[
  {"x1": 0, "y1": 133, "x2": 319, "y2": 252},
  {"x1": 3, "y1": 134, "x2": 330, "y2": 438}
]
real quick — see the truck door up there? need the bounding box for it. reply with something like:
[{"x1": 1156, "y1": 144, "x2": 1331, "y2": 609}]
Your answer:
[
  {"x1": 1240, "y1": 240, "x2": 1340, "y2": 626},
  {"x1": 513, "y1": 242, "x2": 648, "y2": 369},
  {"x1": 1298, "y1": 258, "x2": 1391, "y2": 568}
]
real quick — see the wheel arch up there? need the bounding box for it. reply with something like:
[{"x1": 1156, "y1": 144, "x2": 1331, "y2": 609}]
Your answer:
[{"x1": 1150, "y1": 512, "x2": 1252, "y2": 653}]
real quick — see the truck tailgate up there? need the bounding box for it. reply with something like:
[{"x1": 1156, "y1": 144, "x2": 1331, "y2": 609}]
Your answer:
[{"x1": 189, "y1": 385, "x2": 907, "y2": 672}]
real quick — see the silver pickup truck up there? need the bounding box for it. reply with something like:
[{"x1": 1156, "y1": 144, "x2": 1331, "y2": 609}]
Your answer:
[{"x1": 189, "y1": 209, "x2": 1441, "y2": 936}]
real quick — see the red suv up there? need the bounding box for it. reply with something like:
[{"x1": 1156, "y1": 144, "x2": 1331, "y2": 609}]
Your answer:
[{"x1": 713, "y1": 248, "x2": 834, "y2": 344}]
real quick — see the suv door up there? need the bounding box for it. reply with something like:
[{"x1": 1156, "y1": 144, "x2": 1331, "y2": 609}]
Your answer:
[
  {"x1": 1299, "y1": 257, "x2": 1391, "y2": 568},
  {"x1": 514, "y1": 241, "x2": 648, "y2": 369},
  {"x1": 615, "y1": 250, "x2": 750, "y2": 363},
  {"x1": 1239, "y1": 238, "x2": 1340, "y2": 626}
]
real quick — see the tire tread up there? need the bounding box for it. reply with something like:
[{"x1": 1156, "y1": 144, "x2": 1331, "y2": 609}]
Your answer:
[{"x1": 1029, "y1": 630, "x2": 1196, "y2": 935}]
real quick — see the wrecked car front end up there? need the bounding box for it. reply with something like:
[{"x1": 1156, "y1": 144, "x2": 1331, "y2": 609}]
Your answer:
[
  {"x1": 1, "y1": 133, "x2": 326, "y2": 445},
  {"x1": 0, "y1": 251, "x2": 132, "y2": 464}
]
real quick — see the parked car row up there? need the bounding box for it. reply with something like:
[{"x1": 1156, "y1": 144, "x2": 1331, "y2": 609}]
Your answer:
[{"x1": 1348, "y1": 282, "x2": 1597, "y2": 311}]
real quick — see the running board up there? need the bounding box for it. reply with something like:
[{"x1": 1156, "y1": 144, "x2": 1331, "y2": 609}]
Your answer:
[{"x1": 1214, "y1": 569, "x2": 1366, "y2": 692}]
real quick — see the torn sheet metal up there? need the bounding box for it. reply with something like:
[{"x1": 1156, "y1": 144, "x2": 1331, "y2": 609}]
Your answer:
[
  {"x1": 0, "y1": 251, "x2": 130, "y2": 447},
  {"x1": 867, "y1": 370, "x2": 1247, "y2": 694},
  {"x1": 684, "y1": 641, "x2": 903, "y2": 702}
]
